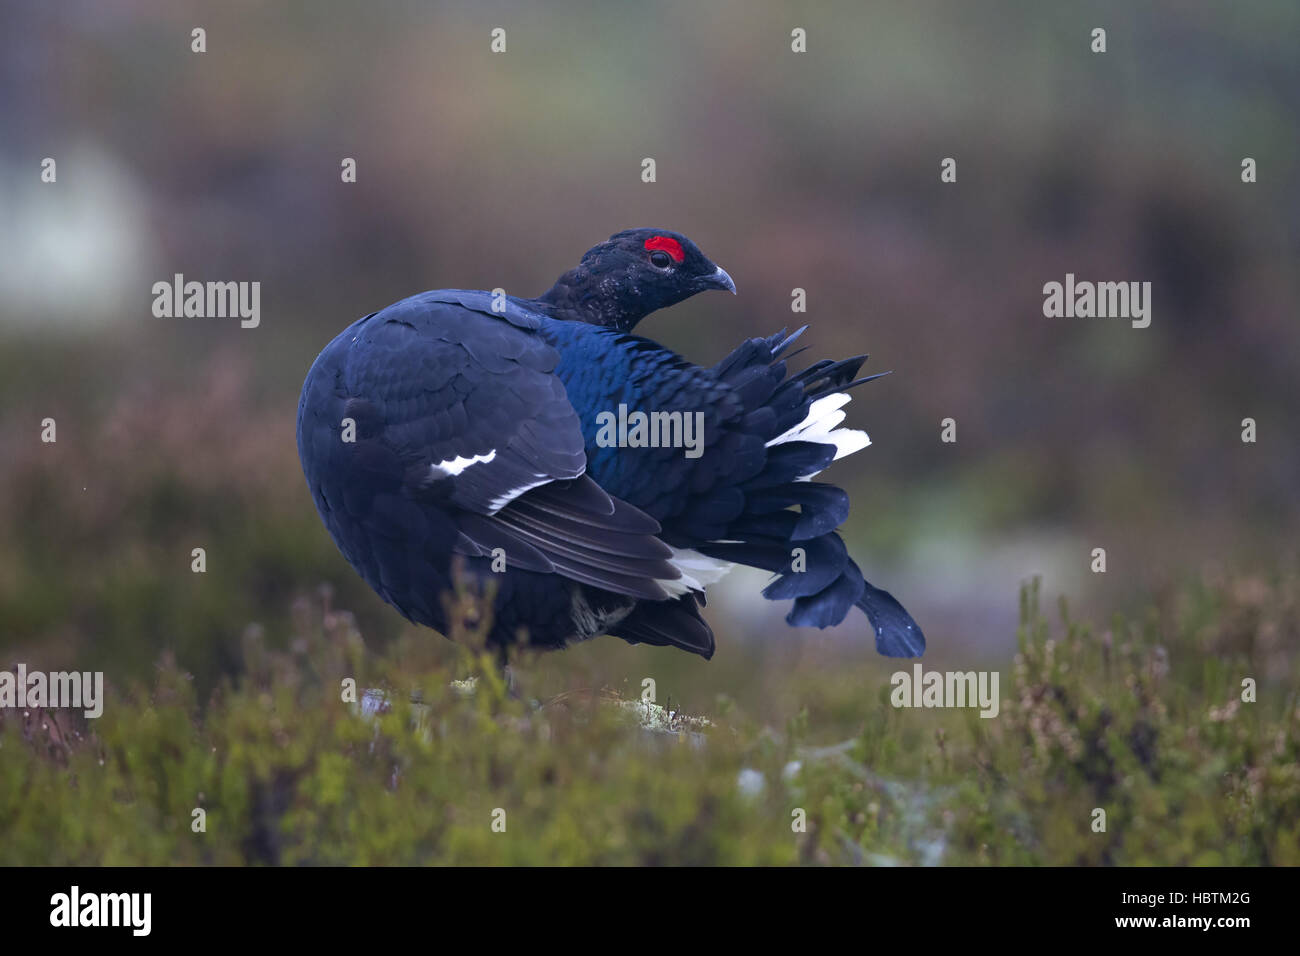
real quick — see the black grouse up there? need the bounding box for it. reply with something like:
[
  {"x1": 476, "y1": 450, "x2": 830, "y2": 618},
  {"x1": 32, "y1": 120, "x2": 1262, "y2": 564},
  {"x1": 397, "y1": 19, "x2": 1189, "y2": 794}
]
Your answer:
[{"x1": 296, "y1": 229, "x2": 925, "y2": 660}]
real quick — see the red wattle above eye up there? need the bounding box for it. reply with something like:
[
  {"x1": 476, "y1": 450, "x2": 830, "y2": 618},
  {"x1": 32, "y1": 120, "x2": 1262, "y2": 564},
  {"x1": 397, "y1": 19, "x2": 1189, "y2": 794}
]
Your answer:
[{"x1": 644, "y1": 236, "x2": 685, "y2": 263}]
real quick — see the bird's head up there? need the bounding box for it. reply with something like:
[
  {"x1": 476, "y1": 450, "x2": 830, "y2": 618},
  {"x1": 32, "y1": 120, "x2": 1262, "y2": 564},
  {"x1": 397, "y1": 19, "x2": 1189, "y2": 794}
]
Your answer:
[{"x1": 533, "y1": 228, "x2": 736, "y2": 331}]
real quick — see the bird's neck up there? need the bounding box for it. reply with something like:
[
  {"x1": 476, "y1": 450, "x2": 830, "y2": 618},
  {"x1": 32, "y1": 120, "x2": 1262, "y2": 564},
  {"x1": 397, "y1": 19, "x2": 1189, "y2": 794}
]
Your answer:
[{"x1": 530, "y1": 270, "x2": 646, "y2": 332}]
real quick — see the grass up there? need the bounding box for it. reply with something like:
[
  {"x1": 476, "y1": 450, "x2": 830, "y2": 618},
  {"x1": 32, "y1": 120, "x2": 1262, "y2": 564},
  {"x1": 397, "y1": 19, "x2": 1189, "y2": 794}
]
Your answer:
[{"x1": 2, "y1": 571, "x2": 1295, "y2": 866}]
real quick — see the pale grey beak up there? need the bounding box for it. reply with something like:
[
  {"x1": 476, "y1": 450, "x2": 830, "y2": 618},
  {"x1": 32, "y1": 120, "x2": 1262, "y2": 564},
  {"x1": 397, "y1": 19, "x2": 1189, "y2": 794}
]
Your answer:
[{"x1": 702, "y1": 265, "x2": 737, "y2": 294}]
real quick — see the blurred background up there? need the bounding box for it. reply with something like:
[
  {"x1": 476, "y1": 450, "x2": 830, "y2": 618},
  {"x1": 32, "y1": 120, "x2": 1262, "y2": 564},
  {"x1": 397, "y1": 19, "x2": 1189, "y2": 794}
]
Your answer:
[{"x1": 1, "y1": 0, "x2": 1296, "y2": 717}]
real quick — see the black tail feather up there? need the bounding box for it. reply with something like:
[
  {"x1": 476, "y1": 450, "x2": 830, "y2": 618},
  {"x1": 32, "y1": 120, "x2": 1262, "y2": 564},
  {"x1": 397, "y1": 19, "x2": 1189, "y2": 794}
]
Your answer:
[
  {"x1": 611, "y1": 593, "x2": 715, "y2": 659},
  {"x1": 856, "y1": 574, "x2": 927, "y2": 657},
  {"x1": 700, "y1": 329, "x2": 926, "y2": 658},
  {"x1": 783, "y1": 549, "x2": 926, "y2": 657}
]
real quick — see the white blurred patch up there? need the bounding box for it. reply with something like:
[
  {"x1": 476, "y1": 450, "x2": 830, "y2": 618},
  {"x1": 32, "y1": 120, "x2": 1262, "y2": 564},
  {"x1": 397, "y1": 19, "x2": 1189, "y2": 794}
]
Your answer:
[
  {"x1": 736, "y1": 767, "x2": 766, "y2": 798},
  {"x1": 0, "y1": 144, "x2": 152, "y2": 327}
]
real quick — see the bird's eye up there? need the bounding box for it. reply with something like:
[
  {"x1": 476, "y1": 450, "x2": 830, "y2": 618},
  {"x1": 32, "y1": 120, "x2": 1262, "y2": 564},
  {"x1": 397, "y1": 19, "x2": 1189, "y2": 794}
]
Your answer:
[{"x1": 649, "y1": 251, "x2": 673, "y2": 268}]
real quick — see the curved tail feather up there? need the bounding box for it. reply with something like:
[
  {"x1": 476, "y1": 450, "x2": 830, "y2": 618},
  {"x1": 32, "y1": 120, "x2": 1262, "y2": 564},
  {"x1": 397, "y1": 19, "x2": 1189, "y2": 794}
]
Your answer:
[{"x1": 703, "y1": 329, "x2": 926, "y2": 657}]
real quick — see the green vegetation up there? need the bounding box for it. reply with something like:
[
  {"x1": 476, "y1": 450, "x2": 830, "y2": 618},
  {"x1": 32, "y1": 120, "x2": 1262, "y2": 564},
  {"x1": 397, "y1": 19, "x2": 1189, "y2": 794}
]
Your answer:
[{"x1": 3, "y1": 574, "x2": 1294, "y2": 865}]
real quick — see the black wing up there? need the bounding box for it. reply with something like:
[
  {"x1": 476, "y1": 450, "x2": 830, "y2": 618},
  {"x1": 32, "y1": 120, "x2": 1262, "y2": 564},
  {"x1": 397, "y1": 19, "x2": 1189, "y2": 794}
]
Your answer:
[{"x1": 297, "y1": 290, "x2": 679, "y2": 601}]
